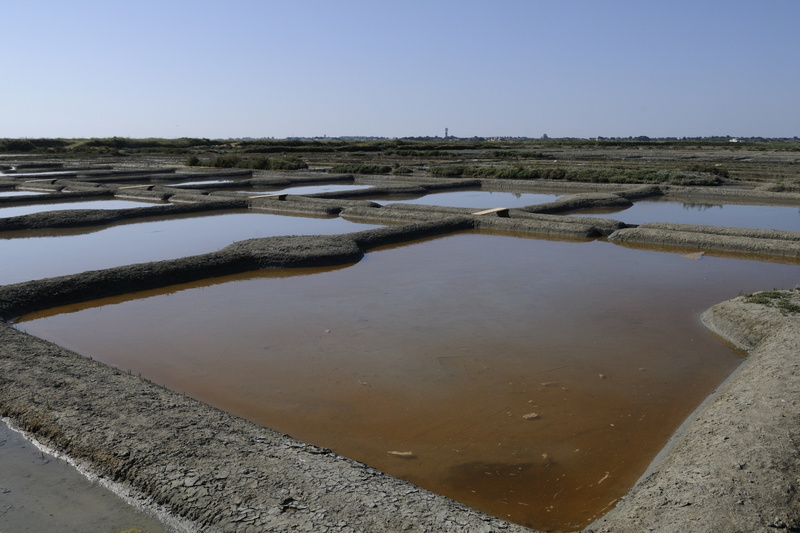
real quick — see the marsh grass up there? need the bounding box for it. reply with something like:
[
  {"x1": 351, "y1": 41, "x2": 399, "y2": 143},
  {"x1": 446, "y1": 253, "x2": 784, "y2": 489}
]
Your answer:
[
  {"x1": 330, "y1": 163, "x2": 393, "y2": 175},
  {"x1": 741, "y1": 289, "x2": 800, "y2": 314},
  {"x1": 428, "y1": 165, "x2": 722, "y2": 186},
  {"x1": 188, "y1": 155, "x2": 308, "y2": 170}
]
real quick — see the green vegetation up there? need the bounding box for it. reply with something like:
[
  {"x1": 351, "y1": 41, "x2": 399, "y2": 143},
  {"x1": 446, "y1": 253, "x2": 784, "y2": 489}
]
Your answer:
[
  {"x1": 329, "y1": 163, "x2": 393, "y2": 175},
  {"x1": 1, "y1": 136, "x2": 797, "y2": 185},
  {"x1": 491, "y1": 150, "x2": 550, "y2": 159},
  {"x1": 2, "y1": 136, "x2": 799, "y2": 156},
  {"x1": 385, "y1": 149, "x2": 448, "y2": 157},
  {"x1": 741, "y1": 289, "x2": 800, "y2": 314},
  {"x1": 0, "y1": 138, "x2": 72, "y2": 152},
  {"x1": 188, "y1": 155, "x2": 308, "y2": 171},
  {"x1": 686, "y1": 163, "x2": 730, "y2": 179},
  {"x1": 428, "y1": 165, "x2": 722, "y2": 186}
]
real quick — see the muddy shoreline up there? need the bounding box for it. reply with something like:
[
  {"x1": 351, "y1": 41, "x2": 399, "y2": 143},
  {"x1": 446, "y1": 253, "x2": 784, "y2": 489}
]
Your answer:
[{"x1": 1, "y1": 160, "x2": 799, "y2": 531}]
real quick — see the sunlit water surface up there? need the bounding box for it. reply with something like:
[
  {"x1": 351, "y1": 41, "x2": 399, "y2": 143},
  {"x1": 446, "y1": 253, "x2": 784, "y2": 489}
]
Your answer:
[
  {"x1": 0, "y1": 199, "x2": 165, "y2": 219},
  {"x1": 0, "y1": 212, "x2": 378, "y2": 284},
  {"x1": 244, "y1": 184, "x2": 375, "y2": 195},
  {"x1": 0, "y1": 191, "x2": 51, "y2": 198},
  {"x1": 373, "y1": 190, "x2": 561, "y2": 209}
]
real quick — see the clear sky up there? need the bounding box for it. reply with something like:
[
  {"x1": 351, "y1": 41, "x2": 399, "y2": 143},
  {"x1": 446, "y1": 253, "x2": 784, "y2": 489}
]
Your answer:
[{"x1": 2, "y1": 1, "x2": 798, "y2": 139}]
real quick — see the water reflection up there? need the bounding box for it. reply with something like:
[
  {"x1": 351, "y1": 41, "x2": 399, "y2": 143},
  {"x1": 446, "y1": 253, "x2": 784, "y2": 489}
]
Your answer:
[
  {"x1": 571, "y1": 198, "x2": 800, "y2": 231},
  {"x1": 372, "y1": 190, "x2": 561, "y2": 209},
  {"x1": 0, "y1": 191, "x2": 50, "y2": 198},
  {"x1": 244, "y1": 184, "x2": 374, "y2": 195},
  {"x1": 0, "y1": 212, "x2": 378, "y2": 284},
  {"x1": 0, "y1": 199, "x2": 166, "y2": 219}
]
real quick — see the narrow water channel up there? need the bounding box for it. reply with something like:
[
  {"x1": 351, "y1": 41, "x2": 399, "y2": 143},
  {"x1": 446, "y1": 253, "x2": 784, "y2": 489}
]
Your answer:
[{"x1": 16, "y1": 232, "x2": 799, "y2": 530}]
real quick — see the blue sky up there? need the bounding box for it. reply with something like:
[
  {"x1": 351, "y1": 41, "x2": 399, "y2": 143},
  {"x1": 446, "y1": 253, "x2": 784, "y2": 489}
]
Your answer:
[{"x1": 2, "y1": 1, "x2": 798, "y2": 139}]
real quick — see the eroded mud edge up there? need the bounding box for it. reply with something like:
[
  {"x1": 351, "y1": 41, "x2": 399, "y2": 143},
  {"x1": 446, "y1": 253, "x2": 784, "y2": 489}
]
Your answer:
[
  {"x1": 588, "y1": 290, "x2": 800, "y2": 532},
  {"x1": 0, "y1": 219, "x2": 798, "y2": 531}
]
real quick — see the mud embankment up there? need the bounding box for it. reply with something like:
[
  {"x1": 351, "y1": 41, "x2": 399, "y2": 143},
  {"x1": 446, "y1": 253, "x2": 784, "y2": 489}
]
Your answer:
[
  {"x1": 589, "y1": 290, "x2": 800, "y2": 532},
  {"x1": 609, "y1": 223, "x2": 800, "y2": 261}
]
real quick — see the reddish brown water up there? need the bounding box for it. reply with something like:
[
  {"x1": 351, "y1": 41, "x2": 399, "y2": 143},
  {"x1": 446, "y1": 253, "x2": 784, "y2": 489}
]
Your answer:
[{"x1": 18, "y1": 233, "x2": 799, "y2": 530}]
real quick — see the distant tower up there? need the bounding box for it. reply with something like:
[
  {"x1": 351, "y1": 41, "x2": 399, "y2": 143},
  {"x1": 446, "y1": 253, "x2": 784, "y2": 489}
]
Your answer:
[{"x1": 445, "y1": 128, "x2": 449, "y2": 138}]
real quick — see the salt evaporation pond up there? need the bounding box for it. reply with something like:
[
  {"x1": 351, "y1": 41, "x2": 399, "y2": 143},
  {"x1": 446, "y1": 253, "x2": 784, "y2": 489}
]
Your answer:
[
  {"x1": 18, "y1": 232, "x2": 799, "y2": 530},
  {"x1": 172, "y1": 179, "x2": 235, "y2": 187},
  {"x1": 0, "y1": 199, "x2": 166, "y2": 219},
  {"x1": 0, "y1": 190, "x2": 51, "y2": 198},
  {"x1": 243, "y1": 184, "x2": 374, "y2": 195},
  {"x1": 0, "y1": 212, "x2": 378, "y2": 285},
  {"x1": 572, "y1": 198, "x2": 800, "y2": 232},
  {"x1": 374, "y1": 189, "x2": 562, "y2": 209}
]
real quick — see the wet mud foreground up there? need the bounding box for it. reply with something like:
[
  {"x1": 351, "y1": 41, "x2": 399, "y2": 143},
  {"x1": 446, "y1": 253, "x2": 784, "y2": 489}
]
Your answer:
[{"x1": 0, "y1": 164, "x2": 799, "y2": 532}]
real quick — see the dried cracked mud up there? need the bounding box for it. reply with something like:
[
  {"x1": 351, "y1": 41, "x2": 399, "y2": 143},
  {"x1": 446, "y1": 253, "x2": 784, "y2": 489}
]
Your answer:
[{"x1": 0, "y1": 158, "x2": 798, "y2": 532}]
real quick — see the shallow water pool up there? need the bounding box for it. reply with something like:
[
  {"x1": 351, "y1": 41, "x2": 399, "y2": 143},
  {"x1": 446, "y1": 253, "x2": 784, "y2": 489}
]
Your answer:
[
  {"x1": 573, "y1": 198, "x2": 800, "y2": 231},
  {"x1": 0, "y1": 419, "x2": 165, "y2": 532},
  {"x1": 0, "y1": 190, "x2": 51, "y2": 198},
  {"x1": 171, "y1": 179, "x2": 235, "y2": 187},
  {"x1": 0, "y1": 199, "x2": 166, "y2": 219},
  {"x1": 374, "y1": 189, "x2": 561, "y2": 209},
  {"x1": 0, "y1": 212, "x2": 378, "y2": 285},
  {"x1": 243, "y1": 183, "x2": 376, "y2": 195},
  {"x1": 18, "y1": 232, "x2": 799, "y2": 530}
]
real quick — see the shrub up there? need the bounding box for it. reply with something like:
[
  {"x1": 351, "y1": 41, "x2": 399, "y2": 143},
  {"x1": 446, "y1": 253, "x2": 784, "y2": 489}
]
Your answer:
[
  {"x1": 330, "y1": 163, "x2": 393, "y2": 175},
  {"x1": 687, "y1": 163, "x2": 729, "y2": 179},
  {"x1": 191, "y1": 155, "x2": 308, "y2": 171},
  {"x1": 428, "y1": 165, "x2": 721, "y2": 186},
  {"x1": 269, "y1": 156, "x2": 308, "y2": 170},
  {"x1": 742, "y1": 289, "x2": 800, "y2": 314}
]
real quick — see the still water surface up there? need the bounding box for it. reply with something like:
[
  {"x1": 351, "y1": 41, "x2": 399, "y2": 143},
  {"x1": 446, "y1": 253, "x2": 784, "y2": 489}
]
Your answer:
[
  {"x1": 0, "y1": 199, "x2": 165, "y2": 219},
  {"x1": 0, "y1": 419, "x2": 165, "y2": 533},
  {"x1": 244, "y1": 184, "x2": 374, "y2": 195},
  {"x1": 374, "y1": 190, "x2": 561, "y2": 209},
  {"x1": 18, "y1": 233, "x2": 799, "y2": 530},
  {"x1": 0, "y1": 212, "x2": 377, "y2": 285},
  {"x1": 572, "y1": 199, "x2": 800, "y2": 231},
  {"x1": 0, "y1": 190, "x2": 50, "y2": 198}
]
